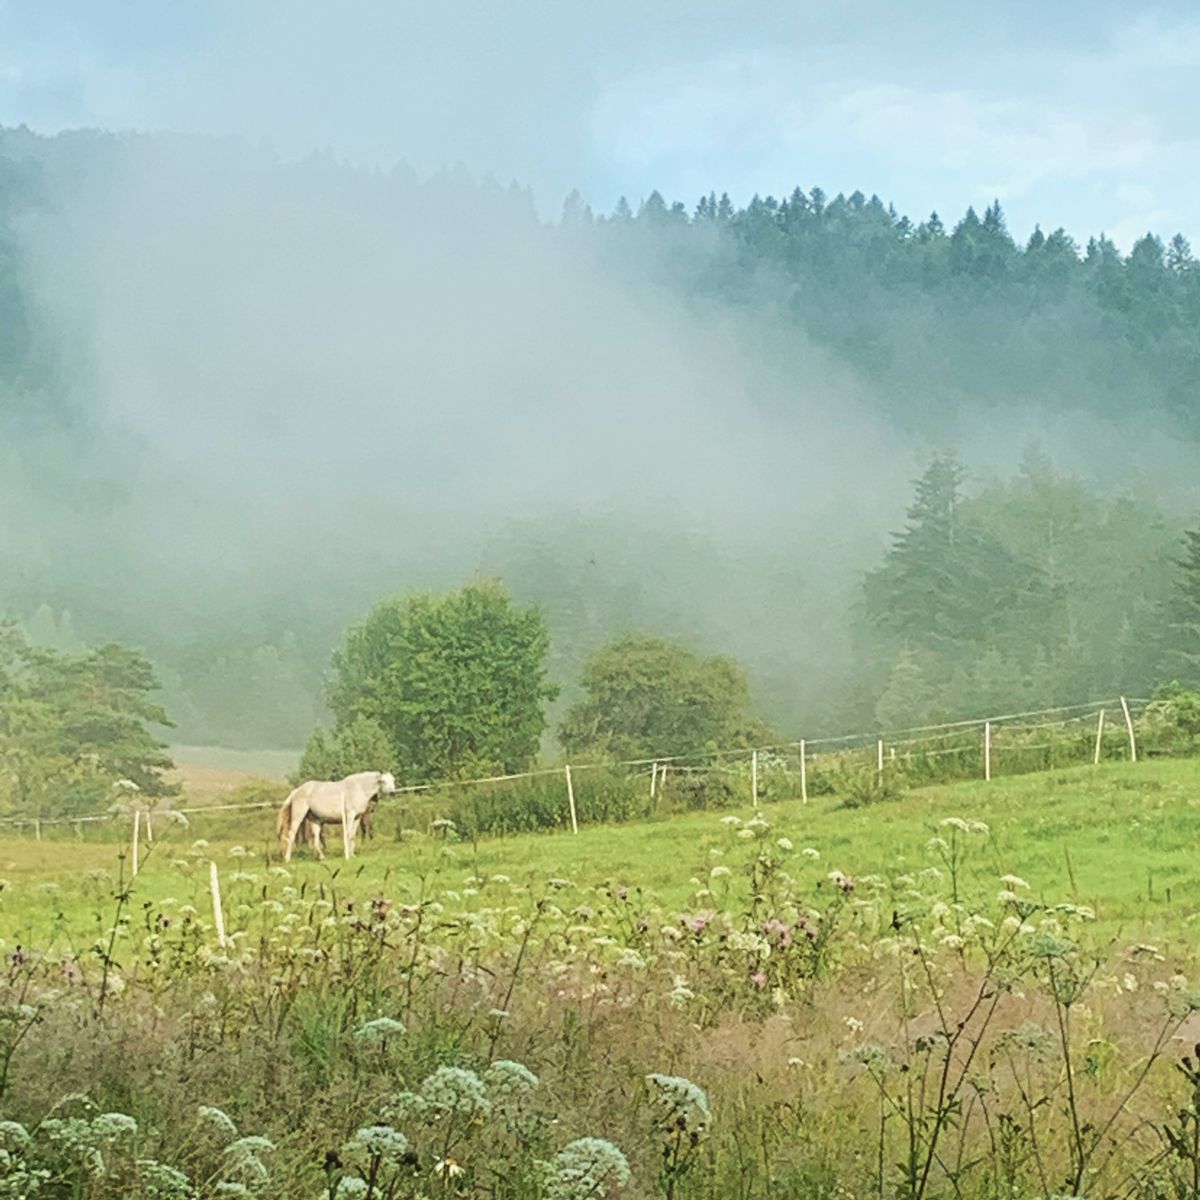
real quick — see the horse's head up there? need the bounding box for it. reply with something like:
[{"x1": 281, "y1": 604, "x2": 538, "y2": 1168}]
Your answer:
[{"x1": 377, "y1": 771, "x2": 396, "y2": 796}]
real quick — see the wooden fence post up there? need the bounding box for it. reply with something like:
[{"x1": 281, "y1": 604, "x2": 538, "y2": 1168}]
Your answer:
[
  {"x1": 751, "y1": 749, "x2": 759, "y2": 808},
  {"x1": 984, "y1": 721, "x2": 992, "y2": 782},
  {"x1": 650, "y1": 762, "x2": 658, "y2": 800},
  {"x1": 131, "y1": 810, "x2": 141, "y2": 876},
  {"x1": 33, "y1": 818, "x2": 41, "y2": 842},
  {"x1": 876, "y1": 739, "x2": 884, "y2": 773},
  {"x1": 799, "y1": 740, "x2": 808, "y2": 805},
  {"x1": 209, "y1": 861, "x2": 227, "y2": 949},
  {"x1": 1093, "y1": 708, "x2": 1105, "y2": 765},
  {"x1": 565, "y1": 765, "x2": 579, "y2": 834},
  {"x1": 1119, "y1": 696, "x2": 1137, "y2": 763}
]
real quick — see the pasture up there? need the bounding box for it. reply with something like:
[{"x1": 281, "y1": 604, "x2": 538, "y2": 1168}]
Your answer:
[
  {"x1": 4, "y1": 757, "x2": 1200, "y2": 1198},
  {"x1": 3, "y1": 758, "x2": 1199, "y2": 944}
]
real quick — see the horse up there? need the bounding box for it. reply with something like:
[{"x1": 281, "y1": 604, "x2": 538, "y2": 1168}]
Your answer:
[
  {"x1": 297, "y1": 803, "x2": 376, "y2": 859},
  {"x1": 276, "y1": 770, "x2": 395, "y2": 862}
]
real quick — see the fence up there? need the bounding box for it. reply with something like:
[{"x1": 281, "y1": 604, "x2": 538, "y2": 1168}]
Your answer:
[{"x1": 0, "y1": 696, "x2": 1153, "y2": 847}]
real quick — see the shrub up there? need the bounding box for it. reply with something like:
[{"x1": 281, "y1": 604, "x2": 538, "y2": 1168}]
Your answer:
[
  {"x1": 1137, "y1": 682, "x2": 1200, "y2": 756},
  {"x1": 450, "y1": 768, "x2": 646, "y2": 837},
  {"x1": 834, "y1": 761, "x2": 906, "y2": 809},
  {"x1": 667, "y1": 769, "x2": 738, "y2": 811}
]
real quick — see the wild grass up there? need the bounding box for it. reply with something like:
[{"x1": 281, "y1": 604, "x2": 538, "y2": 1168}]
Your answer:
[{"x1": 3, "y1": 759, "x2": 1200, "y2": 1196}]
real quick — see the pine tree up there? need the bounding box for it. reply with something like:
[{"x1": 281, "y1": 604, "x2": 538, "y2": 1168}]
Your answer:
[
  {"x1": 1167, "y1": 233, "x2": 1194, "y2": 274},
  {"x1": 561, "y1": 189, "x2": 593, "y2": 226},
  {"x1": 874, "y1": 650, "x2": 935, "y2": 730},
  {"x1": 919, "y1": 211, "x2": 945, "y2": 241},
  {"x1": 864, "y1": 455, "x2": 1052, "y2": 666},
  {"x1": 1157, "y1": 527, "x2": 1200, "y2": 683}
]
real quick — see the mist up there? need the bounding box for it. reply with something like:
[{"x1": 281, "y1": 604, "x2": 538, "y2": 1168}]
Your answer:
[
  {"x1": 1, "y1": 21, "x2": 1197, "y2": 749},
  {"x1": 0, "y1": 133, "x2": 931, "y2": 740}
]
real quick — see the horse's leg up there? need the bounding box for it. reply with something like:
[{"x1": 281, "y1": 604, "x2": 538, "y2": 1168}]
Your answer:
[
  {"x1": 311, "y1": 821, "x2": 325, "y2": 860},
  {"x1": 282, "y1": 802, "x2": 296, "y2": 862},
  {"x1": 285, "y1": 804, "x2": 307, "y2": 863}
]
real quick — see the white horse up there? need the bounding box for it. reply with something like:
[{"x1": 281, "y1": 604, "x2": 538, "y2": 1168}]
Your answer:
[{"x1": 276, "y1": 770, "x2": 395, "y2": 862}]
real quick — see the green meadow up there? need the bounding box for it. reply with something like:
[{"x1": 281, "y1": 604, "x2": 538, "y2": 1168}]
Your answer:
[{"x1": 4, "y1": 757, "x2": 1197, "y2": 950}]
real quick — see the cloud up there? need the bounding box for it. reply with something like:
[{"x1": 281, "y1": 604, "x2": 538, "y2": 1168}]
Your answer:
[
  {"x1": 586, "y1": 15, "x2": 1200, "y2": 244},
  {"x1": 2, "y1": 2, "x2": 1198, "y2": 243}
]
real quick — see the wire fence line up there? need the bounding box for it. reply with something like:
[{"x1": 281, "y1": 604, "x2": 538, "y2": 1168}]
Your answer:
[{"x1": 0, "y1": 695, "x2": 1152, "y2": 836}]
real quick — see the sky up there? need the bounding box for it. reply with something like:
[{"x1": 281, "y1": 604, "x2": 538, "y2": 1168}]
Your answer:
[{"x1": 0, "y1": 1, "x2": 1197, "y2": 247}]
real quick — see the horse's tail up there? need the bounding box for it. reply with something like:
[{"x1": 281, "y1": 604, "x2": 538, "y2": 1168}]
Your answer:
[{"x1": 276, "y1": 796, "x2": 292, "y2": 842}]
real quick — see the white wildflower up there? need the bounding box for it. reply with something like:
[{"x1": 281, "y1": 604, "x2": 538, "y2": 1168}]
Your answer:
[
  {"x1": 646, "y1": 1073, "x2": 711, "y2": 1133},
  {"x1": 354, "y1": 1017, "x2": 406, "y2": 1043},
  {"x1": 545, "y1": 1138, "x2": 630, "y2": 1200},
  {"x1": 90, "y1": 1112, "x2": 138, "y2": 1142},
  {"x1": 348, "y1": 1125, "x2": 408, "y2": 1163},
  {"x1": 420, "y1": 1066, "x2": 490, "y2": 1116}
]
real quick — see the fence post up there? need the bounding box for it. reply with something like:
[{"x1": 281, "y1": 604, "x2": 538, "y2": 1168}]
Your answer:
[
  {"x1": 650, "y1": 762, "x2": 658, "y2": 800},
  {"x1": 799, "y1": 740, "x2": 808, "y2": 805},
  {"x1": 144, "y1": 809, "x2": 153, "y2": 843},
  {"x1": 209, "y1": 861, "x2": 227, "y2": 949},
  {"x1": 131, "y1": 810, "x2": 141, "y2": 876},
  {"x1": 1119, "y1": 696, "x2": 1137, "y2": 763},
  {"x1": 34, "y1": 818, "x2": 40, "y2": 842},
  {"x1": 751, "y1": 749, "x2": 759, "y2": 808},
  {"x1": 876, "y1": 739, "x2": 884, "y2": 773},
  {"x1": 984, "y1": 721, "x2": 991, "y2": 782},
  {"x1": 564, "y1": 765, "x2": 579, "y2": 834},
  {"x1": 1093, "y1": 708, "x2": 1105, "y2": 765}
]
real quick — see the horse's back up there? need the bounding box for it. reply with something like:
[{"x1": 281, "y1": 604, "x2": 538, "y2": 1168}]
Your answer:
[{"x1": 303, "y1": 778, "x2": 360, "y2": 821}]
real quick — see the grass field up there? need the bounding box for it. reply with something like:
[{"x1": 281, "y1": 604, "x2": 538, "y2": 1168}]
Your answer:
[
  {"x1": 7, "y1": 755, "x2": 1200, "y2": 1197},
  {"x1": 4, "y1": 757, "x2": 1199, "y2": 949}
]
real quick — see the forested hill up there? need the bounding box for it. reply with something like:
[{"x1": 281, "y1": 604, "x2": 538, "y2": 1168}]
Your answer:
[
  {"x1": 592, "y1": 188, "x2": 1200, "y2": 435},
  {"x1": 2, "y1": 127, "x2": 1198, "y2": 445},
  {"x1": 0, "y1": 125, "x2": 1196, "y2": 749}
]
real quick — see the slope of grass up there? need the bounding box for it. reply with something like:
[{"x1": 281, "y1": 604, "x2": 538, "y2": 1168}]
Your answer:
[{"x1": 2, "y1": 757, "x2": 1198, "y2": 948}]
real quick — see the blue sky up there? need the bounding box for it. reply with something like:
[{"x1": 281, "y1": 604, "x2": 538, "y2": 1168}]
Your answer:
[{"x1": 1, "y1": 1, "x2": 1197, "y2": 246}]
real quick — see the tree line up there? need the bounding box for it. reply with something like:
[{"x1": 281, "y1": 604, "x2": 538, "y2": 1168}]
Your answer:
[
  {"x1": 296, "y1": 457, "x2": 1200, "y2": 785},
  {"x1": 9, "y1": 447, "x2": 1200, "y2": 816}
]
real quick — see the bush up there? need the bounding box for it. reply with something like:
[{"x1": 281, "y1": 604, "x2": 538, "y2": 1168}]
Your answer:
[
  {"x1": 450, "y1": 768, "x2": 647, "y2": 838},
  {"x1": 1137, "y1": 682, "x2": 1200, "y2": 756},
  {"x1": 834, "y1": 762, "x2": 906, "y2": 809},
  {"x1": 667, "y1": 768, "x2": 739, "y2": 812}
]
